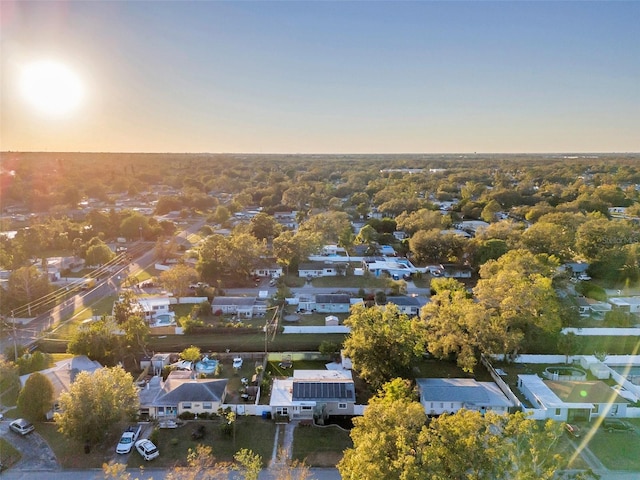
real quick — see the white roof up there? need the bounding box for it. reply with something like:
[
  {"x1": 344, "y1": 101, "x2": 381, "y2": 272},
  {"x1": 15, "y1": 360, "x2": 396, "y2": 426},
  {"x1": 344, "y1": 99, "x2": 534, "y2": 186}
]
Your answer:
[
  {"x1": 517, "y1": 374, "x2": 592, "y2": 409},
  {"x1": 293, "y1": 369, "x2": 352, "y2": 381}
]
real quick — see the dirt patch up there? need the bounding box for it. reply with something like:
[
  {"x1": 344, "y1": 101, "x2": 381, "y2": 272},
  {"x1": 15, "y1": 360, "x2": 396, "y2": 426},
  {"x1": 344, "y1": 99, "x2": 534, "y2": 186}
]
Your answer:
[{"x1": 283, "y1": 314, "x2": 300, "y2": 322}]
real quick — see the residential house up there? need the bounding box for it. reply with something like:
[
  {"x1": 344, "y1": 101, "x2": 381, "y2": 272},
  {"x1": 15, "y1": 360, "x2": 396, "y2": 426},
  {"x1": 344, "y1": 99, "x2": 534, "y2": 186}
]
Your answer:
[
  {"x1": 315, "y1": 294, "x2": 353, "y2": 313},
  {"x1": 362, "y1": 257, "x2": 414, "y2": 279},
  {"x1": 19, "y1": 355, "x2": 103, "y2": 419},
  {"x1": 251, "y1": 264, "x2": 283, "y2": 279},
  {"x1": 442, "y1": 264, "x2": 473, "y2": 279},
  {"x1": 298, "y1": 262, "x2": 338, "y2": 278},
  {"x1": 274, "y1": 211, "x2": 298, "y2": 230},
  {"x1": 458, "y1": 220, "x2": 490, "y2": 236},
  {"x1": 609, "y1": 297, "x2": 640, "y2": 314},
  {"x1": 517, "y1": 374, "x2": 629, "y2": 422},
  {"x1": 576, "y1": 297, "x2": 611, "y2": 319},
  {"x1": 138, "y1": 370, "x2": 228, "y2": 420},
  {"x1": 416, "y1": 378, "x2": 513, "y2": 416},
  {"x1": 136, "y1": 296, "x2": 172, "y2": 323},
  {"x1": 385, "y1": 296, "x2": 424, "y2": 316},
  {"x1": 211, "y1": 296, "x2": 267, "y2": 318},
  {"x1": 269, "y1": 370, "x2": 357, "y2": 423}
]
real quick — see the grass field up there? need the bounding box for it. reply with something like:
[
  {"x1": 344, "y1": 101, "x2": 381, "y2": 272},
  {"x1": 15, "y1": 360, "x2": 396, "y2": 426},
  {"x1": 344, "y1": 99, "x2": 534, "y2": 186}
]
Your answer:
[
  {"x1": 292, "y1": 424, "x2": 352, "y2": 466},
  {"x1": 127, "y1": 418, "x2": 276, "y2": 468},
  {"x1": 582, "y1": 419, "x2": 640, "y2": 470},
  {"x1": 0, "y1": 438, "x2": 21, "y2": 470}
]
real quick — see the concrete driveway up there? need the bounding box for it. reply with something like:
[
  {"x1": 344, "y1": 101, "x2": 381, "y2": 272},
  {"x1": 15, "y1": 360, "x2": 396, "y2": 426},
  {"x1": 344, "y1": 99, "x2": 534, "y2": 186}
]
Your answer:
[{"x1": 0, "y1": 419, "x2": 59, "y2": 472}]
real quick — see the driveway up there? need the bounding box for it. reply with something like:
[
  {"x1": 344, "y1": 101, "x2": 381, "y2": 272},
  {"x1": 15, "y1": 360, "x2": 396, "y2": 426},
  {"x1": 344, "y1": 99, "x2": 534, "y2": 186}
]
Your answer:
[{"x1": 0, "y1": 419, "x2": 59, "y2": 472}]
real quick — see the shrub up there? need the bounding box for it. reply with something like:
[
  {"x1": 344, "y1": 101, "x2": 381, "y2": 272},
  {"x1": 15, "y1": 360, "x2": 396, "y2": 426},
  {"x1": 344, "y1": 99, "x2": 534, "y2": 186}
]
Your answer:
[
  {"x1": 575, "y1": 282, "x2": 607, "y2": 301},
  {"x1": 178, "y1": 411, "x2": 195, "y2": 420}
]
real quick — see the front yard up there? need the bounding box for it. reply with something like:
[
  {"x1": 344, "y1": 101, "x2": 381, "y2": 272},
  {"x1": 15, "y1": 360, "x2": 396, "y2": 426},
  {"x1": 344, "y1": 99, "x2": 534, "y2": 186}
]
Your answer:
[{"x1": 127, "y1": 417, "x2": 276, "y2": 468}]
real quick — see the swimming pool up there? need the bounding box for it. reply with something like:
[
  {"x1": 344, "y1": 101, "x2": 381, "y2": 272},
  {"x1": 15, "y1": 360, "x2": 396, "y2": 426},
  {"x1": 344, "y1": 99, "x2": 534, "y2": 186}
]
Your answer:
[
  {"x1": 196, "y1": 356, "x2": 219, "y2": 375},
  {"x1": 153, "y1": 313, "x2": 175, "y2": 326}
]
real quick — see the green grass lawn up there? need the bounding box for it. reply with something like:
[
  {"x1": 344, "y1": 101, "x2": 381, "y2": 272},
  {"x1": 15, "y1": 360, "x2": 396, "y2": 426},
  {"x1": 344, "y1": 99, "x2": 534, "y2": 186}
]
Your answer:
[
  {"x1": 292, "y1": 424, "x2": 352, "y2": 467},
  {"x1": 143, "y1": 332, "x2": 347, "y2": 354},
  {"x1": 37, "y1": 421, "x2": 127, "y2": 469},
  {"x1": 127, "y1": 417, "x2": 276, "y2": 468},
  {"x1": 584, "y1": 420, "x2": 640, "y2": 470},
  {"x1": 0, "y1": 437, "x2": 21, "y2": 469}
]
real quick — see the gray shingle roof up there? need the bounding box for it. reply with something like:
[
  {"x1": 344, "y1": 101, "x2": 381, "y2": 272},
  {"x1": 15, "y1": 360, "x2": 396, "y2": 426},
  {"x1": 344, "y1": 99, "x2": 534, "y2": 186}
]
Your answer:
[
  {"x1": 315, "y1": 294, "x2": 351, "y2": 304},
  {"x1": 211, "y1": 296, "x2": 256, "y2": 306},
  {"x1": 386, "y1": 296, "x2": 421, "y2": 307}
]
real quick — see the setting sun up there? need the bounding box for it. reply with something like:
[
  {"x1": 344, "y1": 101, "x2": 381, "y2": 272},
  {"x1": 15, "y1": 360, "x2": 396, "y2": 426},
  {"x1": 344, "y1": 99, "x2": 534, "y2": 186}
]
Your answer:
[{"x1": 21, "y1": 60, "x2": 84, "y2": 116}]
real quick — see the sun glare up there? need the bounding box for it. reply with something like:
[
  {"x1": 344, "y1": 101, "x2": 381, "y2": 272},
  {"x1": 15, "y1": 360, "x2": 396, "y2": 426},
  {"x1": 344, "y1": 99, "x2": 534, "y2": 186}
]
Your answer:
[{"x1": 21, "y1": 60, "x2": 84, "y2": 116}]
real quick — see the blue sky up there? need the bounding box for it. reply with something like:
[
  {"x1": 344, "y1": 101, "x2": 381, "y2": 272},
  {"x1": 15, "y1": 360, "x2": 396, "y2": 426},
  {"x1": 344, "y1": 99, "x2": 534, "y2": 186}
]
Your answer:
[{"x1": 1, "y1": 1, "x2": 638, "y2": 153}]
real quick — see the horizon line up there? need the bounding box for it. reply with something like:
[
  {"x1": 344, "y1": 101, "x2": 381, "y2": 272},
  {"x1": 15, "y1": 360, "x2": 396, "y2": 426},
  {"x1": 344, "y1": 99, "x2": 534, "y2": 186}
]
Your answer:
[{"x1": 2, "y1": 151, "x2": 639, "y2": 156}]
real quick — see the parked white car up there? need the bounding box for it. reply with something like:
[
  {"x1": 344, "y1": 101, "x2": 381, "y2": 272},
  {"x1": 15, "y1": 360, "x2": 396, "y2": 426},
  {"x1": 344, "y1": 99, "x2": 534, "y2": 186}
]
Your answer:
[
  {"x1": 135, "y1": 439, "x2": 159, "y2": 461},
  {"x1": 233, "y1": 357, "x2": 243, "y2": 369},
  {"x1": 116, "y1": 425, "x2": 142, "y2": 454}
]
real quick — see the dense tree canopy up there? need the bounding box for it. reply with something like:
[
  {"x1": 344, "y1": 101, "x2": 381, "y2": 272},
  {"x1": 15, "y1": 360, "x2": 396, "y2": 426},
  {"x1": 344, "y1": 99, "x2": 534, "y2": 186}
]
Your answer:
[
  {"x1": 343, "y1": 304, "x2": 424, "y2": 390},
  {"x1": 55, "y1": 366, "x2": 139, "y2": 444}
]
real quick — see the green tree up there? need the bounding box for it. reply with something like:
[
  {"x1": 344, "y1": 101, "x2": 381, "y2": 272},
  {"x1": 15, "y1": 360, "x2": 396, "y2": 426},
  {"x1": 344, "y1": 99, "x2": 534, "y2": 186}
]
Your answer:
[
  {"x1": 396, "y1": 208, "x2": 449, "y2": 235},
  {"x1": 343, "y1": 304, "x2": 424, "y2": 390},
  {"x1": 249, "y1": 212, "x2": 282, "y2": 240},
  {"x1": 120, "y1": 212, "x2": 150, "y2": 241},
  {"x1": 557, "y1": 332, "x2": 582, "y2": 363},
  {"x1": 55, "y1": 366, "x2": 139, "y2": 444},
  {"x1": 421, "y1": 288, "x2": 494, "y2": 373},
  {"x1": 409, "y1": 229, "x2": 466, "y2": 264},
  {"x1": 234, "y1": 448, "x2": 262, "y2": 480},
  {"x1": 338, "y1": 378, "x2": 427, "y2": 480},
  {"x1": 0, "y1": 356, "x2": 21, "y2": 406},
  {"x1": 298, "y1": 211, "x2": 352, "y2": 245},
  {"x1": 420, "y1": 410, "x2": 508, "y2": 480},
  {"x1": 159, "y1": 264, "x2": 198, "y2": 298},
  {"x1": 5, "y1": 266, "x2": 51, "y2": 315},
  {"x1": 85, "y1": 242, "x2": 115, "y2": 266},
  {"x1": 180, "y1": 345, "x2": 201, "y2": 363},
  {"x1": 67, "y1": 317, "x2": 122, "y2": 366},
  {"x1": 17, "y1": 371, "x2": 54, "y2": 421},
  {"x1": 121, "y1": 314, "x2": 150, "y2": 358},
  {"x1": 481, "y1": 199, "x2": 502, "y2": 223},
  {"x1": 165, "y1": 444, "x2": 231, "y2": 479},
  {"x1": 474, "y1": 249, "x2": 562, "y2": 358}
]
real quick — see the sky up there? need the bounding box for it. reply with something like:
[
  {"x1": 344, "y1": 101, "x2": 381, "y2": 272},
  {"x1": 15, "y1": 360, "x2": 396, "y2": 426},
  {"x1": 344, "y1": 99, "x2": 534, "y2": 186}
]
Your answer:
[{"x1": 1, "y1": 1, "x2": 639, "y2": 154}]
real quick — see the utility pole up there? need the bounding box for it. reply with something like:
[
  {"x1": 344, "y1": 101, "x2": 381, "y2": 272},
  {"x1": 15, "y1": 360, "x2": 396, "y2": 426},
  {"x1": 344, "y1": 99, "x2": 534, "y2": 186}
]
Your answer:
[{"x1": 11, "y1": 310, "x2": 18, "y2": 361}]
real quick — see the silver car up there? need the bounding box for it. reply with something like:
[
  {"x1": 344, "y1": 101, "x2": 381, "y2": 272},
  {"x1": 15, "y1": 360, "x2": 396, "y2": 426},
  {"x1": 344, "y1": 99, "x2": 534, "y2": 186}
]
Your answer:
[{"x1": 9, "y1": 418, "x2": 35, "y2": 435}]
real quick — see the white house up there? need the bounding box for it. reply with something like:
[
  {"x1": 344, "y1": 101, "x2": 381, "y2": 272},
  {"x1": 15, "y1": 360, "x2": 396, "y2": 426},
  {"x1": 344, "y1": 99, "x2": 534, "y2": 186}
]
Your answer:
[
  {"x1": 517, "y1": 374, "x2": 629, "y2": 422},
  {"x1": 362, "y1": 258, "x2": 414, "y2": 279},
  {"x1": 609, "y1": 297, "x2": 640, "y2": 314},
  {"x1": 269, "y1": 370, "x2": 356, "y2": 423},
  {"x1": 416, "y1": 378, "x2": 513, "y2": 416},
  {"x1": 298, "y1": 262, "x2": 338, "y2": 278},
  {"x1": 137, "y1": 296, "x2": 172, "y2": 322},
  {"x1": 251, "y1": 265, "x2": 283, "y2": 278},
  {"x1": 211, "y1": 296, "x2": 267, "y2": 318}
]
